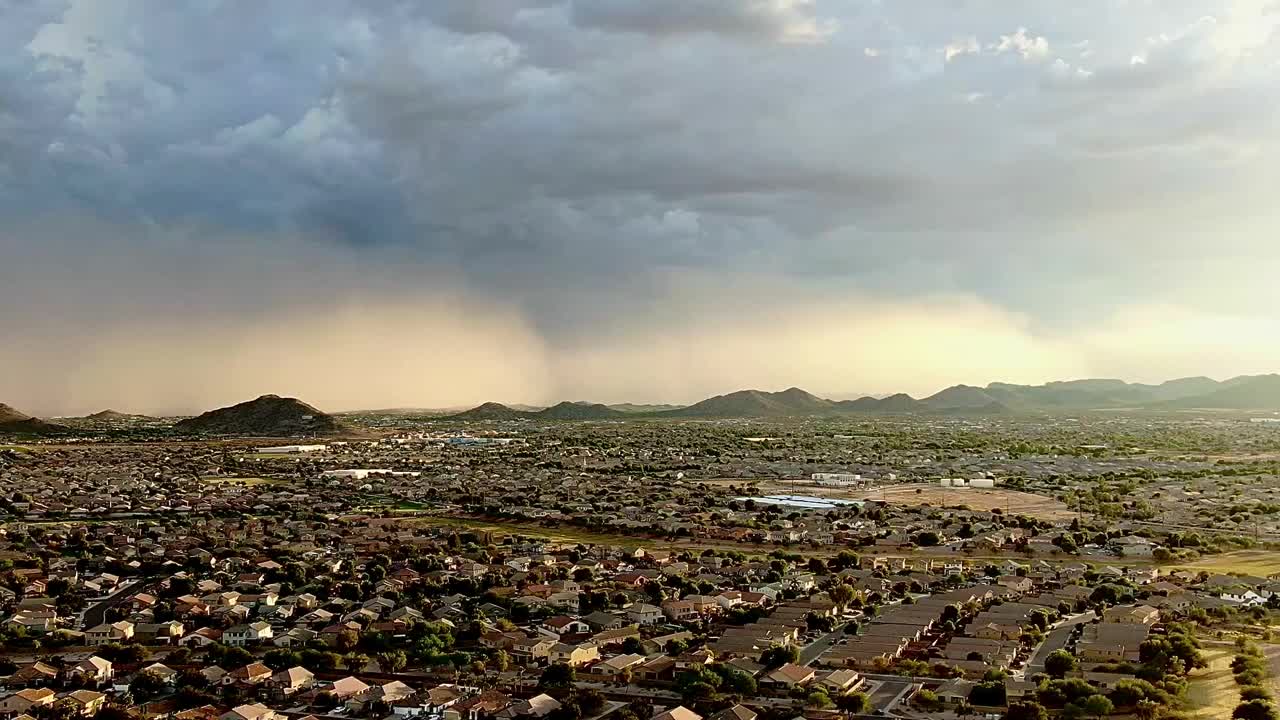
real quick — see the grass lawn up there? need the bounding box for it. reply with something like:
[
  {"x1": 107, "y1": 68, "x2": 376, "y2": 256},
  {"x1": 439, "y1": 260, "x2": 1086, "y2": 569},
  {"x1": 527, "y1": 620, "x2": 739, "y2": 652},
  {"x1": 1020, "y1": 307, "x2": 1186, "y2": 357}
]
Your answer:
[
  {"x1": 0, "y1": 444, "x2": 34, "y2": 452},
  {"x1": 1178, "y1": 550, "x2": 1280, "y2": 577},
  {"x1": 1187, "y1": 646, "x2": 1239, "y2": 720}
]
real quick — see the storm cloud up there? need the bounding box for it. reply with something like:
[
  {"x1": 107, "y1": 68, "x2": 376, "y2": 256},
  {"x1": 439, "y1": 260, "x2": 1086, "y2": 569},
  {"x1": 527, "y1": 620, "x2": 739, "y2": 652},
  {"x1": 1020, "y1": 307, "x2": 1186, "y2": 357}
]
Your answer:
[{"x1": 3, "y1": 0, "x2": 1280, "y2": 415}]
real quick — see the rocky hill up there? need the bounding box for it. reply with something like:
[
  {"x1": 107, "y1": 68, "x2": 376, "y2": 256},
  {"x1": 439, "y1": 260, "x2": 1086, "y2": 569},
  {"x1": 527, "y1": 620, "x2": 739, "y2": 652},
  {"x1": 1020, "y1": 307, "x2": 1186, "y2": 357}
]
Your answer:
[
  {"x1": 1157, "y1": 374, "x2": 1280, "y2": 409},
  {"x1": 0, "y1": 403, "x2": 69, "y2": 435},
  {"x1": 537, "y1": 402, "x2": 625, "y2": 420},
  {"x1": 173, "y1": 395, "x2": 346, "y2": 436},
  {"x1": 446, "y1": 402, "x2": 532, "y2": 421},
  {"x1": 660, "y1": 388, "x2": 835, "y2": 418}
]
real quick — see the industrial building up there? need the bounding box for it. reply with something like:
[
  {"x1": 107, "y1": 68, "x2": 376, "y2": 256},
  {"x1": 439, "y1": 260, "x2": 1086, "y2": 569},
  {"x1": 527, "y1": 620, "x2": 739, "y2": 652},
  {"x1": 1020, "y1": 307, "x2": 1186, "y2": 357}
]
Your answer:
[
  {"x1": 938, "y1": 478, "x2": 997, "y2": 488},
  {"x1": 811, "y1": 472, "x2": 862, "y2": 486}
]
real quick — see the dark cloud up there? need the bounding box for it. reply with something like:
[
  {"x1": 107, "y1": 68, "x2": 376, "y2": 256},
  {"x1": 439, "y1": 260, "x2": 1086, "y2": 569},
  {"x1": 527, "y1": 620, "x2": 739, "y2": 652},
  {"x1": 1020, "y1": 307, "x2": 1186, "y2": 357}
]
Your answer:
[{"x1": 2, "y1": 0, "x2": 1280, "y2": 412}]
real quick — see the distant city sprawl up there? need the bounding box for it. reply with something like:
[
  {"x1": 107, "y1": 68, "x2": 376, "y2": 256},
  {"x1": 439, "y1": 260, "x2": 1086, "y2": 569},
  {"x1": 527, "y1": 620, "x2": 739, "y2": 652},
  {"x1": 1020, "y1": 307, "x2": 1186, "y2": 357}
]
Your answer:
[{"x1": 3, "y1": 408, "x2": 1280, "y2": 720}]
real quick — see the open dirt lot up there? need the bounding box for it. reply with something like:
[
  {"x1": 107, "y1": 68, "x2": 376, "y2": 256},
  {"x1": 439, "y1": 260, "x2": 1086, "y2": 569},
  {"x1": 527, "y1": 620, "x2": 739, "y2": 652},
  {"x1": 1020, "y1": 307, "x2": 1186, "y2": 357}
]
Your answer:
[
  {"x1": 1187, "y1": 646, "x2": 1238, "y2": 720},
  {"x1": 700, "y1": 478, "x2": 1074, "y2": 521},
  {"x1": 847, "y1": 483, "x2": 1075, "y2": 520},
  {"x1": 1179, "y1": 550, "x2": 1280, "y2": 577}
]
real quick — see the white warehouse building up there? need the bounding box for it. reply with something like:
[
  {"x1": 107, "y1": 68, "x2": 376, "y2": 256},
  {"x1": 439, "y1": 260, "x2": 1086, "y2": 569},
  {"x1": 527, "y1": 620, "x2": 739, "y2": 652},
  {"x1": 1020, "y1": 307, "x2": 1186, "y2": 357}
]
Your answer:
[
  {"x1": 258, "y1": 444, "x2": 327, "y2": 454},
  {"x1": 811, "y1": 472, "x2": 862, "y2": 486},
  {"x1": 939, "y1": 478, "x2": 997, "y2": 488}
]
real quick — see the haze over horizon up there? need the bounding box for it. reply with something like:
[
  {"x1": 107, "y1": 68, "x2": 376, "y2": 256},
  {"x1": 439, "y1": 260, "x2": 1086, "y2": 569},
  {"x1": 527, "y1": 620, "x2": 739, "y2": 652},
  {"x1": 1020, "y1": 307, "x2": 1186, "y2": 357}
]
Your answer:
[{"x1": 4, "y1": 1, "x2": 1280, "y2": 416}]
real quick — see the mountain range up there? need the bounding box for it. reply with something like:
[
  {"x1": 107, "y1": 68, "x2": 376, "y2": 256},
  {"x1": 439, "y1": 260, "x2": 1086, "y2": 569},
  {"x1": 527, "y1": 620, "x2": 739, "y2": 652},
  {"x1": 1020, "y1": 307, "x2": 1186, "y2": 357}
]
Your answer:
[
  {"x1": 444, "y1": 374, "x2": 1280, "y2": 420},
  {"x1": 5, "y1": 374, "x2": 1280, "y2": 435}
]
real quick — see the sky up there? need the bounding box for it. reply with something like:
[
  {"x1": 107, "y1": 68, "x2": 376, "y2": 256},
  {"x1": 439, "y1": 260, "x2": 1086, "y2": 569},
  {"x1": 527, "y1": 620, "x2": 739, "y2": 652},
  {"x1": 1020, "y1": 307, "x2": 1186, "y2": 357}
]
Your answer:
[{"x1": 3, "y1": 0, "x2": 1280, "y2": 415}]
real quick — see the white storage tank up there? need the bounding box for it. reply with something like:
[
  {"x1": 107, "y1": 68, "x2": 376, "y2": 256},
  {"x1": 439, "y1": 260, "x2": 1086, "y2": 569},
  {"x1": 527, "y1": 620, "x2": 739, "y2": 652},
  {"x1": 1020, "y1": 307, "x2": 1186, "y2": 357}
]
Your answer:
[{"x1": 969, "y1": 478, "x2": 996, "y2": 488}]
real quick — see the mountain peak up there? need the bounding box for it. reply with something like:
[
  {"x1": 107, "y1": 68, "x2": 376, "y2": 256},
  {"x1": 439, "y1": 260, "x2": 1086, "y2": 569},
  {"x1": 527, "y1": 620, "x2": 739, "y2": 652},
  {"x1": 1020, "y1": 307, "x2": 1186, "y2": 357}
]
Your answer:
[{"x1": 174, "y1": 395, "x2": 344, "y2": 436}]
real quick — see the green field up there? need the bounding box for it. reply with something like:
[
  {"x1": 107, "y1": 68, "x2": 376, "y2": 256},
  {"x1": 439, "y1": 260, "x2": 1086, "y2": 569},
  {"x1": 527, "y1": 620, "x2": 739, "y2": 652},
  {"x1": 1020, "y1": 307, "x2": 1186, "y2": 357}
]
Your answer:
[{"x1": 1179, "y1": 550, "x2": 1280, "y2": 577}]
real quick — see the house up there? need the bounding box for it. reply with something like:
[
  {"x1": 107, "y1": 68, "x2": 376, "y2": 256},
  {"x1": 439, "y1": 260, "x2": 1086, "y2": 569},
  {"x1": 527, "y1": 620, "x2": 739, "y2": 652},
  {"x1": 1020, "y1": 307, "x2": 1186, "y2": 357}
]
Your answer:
[
  {"x1": 180, "y1": 628, "x2": 223, "y2": 647},
  {"x1": 139, "y1": 663, "x2": 180, "y2": 685},
  {"x1": 224, "y1": 621, "x2": 273, "y2": 646},
  {"x1": 85, "y1": 621, "x2": 134, "y2": 645},
  {"x1": 542, "y1": 617, "x2": 590, "y2": 636},
  {"x1": 136, "y1": 621, "x2": 185, "y2": 644},
  {"x1": 627, "y1": 604, "x2": 665, "y2": 626},
  {"x1": 764, "y1": 663, "x2": 815, "y2": 689},
  {"x1": 0, "y1": 688, "x2": 56, "y2": 716},
  {"x1": 498, "y1": 693, "x2": 560, "y2": 718},
  {"x1": 549, "y1": 643, "x2": 599, "y2": 666},
  {"x1": 67, "y1": 657, "x2": 113, "y2": 686},
  {"x1": 224, "y1": 663, "x2": 272, "y2": 686},
  {"x1": 709, "y1": 707, "x2": 756, "y2": 720},
  {"x1": 7, "y1": 661, "x2": 59, "y2": 687},
  {"x1": 219, "y1": 704, "x2": 276, "y2": 720},
  {"x1": 268, "y1": 666, "x2": 315, "y2": 696},
  {"x1": 1103, "y1": 605, "x2": 1160, "y2": 625},
  {"x1": 1111, "y1": 536, "x2": 1157, "y2": 558},
  {"x1": 589, "y1": 654, "x2": 646, "y2": 681},
  {"x1": 547, "y1": 592, "x2": 580, "y2": 612},
  {"x1": 935, "y1": 678, "x2": 975, "y2": 707},
  {"x1": 455, "y1": 689, "x2": 514, "y2": 720},
  {"x1": 818, "y1": 669, "x2": 863, "y2": 693},
  {"x1": 327, "y1": 677, "x2": 372, "y2": 700},
  {"x1": 652, "y1": 707, "x2": 702, "y2": 720},
  {"x1": 65, "y1": 689, "x2": 107, "y2": 717},
  {"x1": 510, "y1": 636, "x2": 557, "y2": 665}
]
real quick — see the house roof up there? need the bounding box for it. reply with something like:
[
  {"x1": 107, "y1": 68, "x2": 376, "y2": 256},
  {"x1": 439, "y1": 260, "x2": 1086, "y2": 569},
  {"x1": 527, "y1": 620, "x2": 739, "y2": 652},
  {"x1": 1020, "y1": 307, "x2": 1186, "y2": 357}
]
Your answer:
[
  {"x1": 768, "y1": 663, "x2": 815, "y2": 685},
  {"x1": 653, "y1": 707, "x2": 702, "y2": 720}
]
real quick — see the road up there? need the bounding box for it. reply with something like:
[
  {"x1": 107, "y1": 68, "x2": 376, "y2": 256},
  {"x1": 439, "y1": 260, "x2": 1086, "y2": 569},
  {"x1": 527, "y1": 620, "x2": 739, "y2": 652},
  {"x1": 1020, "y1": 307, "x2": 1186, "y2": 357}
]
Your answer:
[
  {"x1": 800, "y1": 623, "x2": 850, "y2": 665},
  {"x1": 1025, "y1": 610, "x2": 1094, "y2": 676},
  {"x1": 80, "y1": 579, "x2": 146, "y2": 629}
]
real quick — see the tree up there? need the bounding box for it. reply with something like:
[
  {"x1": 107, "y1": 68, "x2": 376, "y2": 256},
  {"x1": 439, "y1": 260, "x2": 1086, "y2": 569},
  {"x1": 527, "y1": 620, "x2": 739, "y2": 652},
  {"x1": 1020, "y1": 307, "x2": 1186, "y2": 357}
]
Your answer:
[
  {"x1": 1006, "y1": 701, "x2": 1049, "y2": 720},
  {"x1": 1235, "y1": 700, "x2": 1280, "y2": 720},
  {"x1": 541, "y1": 662, "x2": 576, "y2": 689},
  {"x1": 1045, "y1": 650, "x2": 1078, "y2": 679},
  {"x1": 970, "y1": 681, "x2": 1006, "y2": 707},
  {"x1": 492, "y1": 650, "x2": 511, "y2": 672},
  {"x1": 759, "y1": 644, "x2": 799, "y2": 669},
  {"x1": 806, "y1": 690, "x2": 833, "y2": 709},
  {"x1": 914, "y1": 531, "x2": 941, "y2": 547},
  {"x1": 129, "y1": 672, "x2": 168, "y2": 700},
  {"x1": 1134, "y1": 700, "x2": 1160, "y2": 720},
  {"x1": 577, "y1": 689, "x2": 607, "y2": 716},
  {"x1": 335, "y1": 630, "x2": 359, "y2": 652},
  {"x1": 828, "y1": 584, "x2": 854, "y2": 608},
  {"x1": 837, "y1": 692, "x2": 870, "y2": 714},
  {"x1": 1081, "y1": 695, "x2": 1114, "y2": 719},
  {"x1": 913, "y1": 689, "x2": 940, "y2": 711},
  {"x1": 379, "y1": 650, "x2": 408, "y2": 673},
  {"x1": 263, "y1": 648, "x2": 302, "y2": 671}
]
